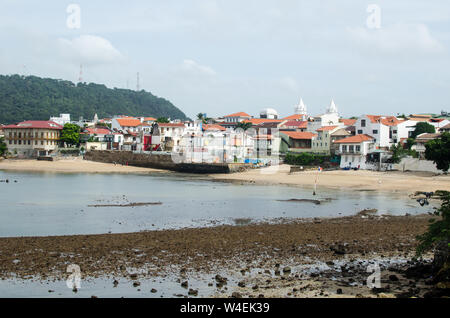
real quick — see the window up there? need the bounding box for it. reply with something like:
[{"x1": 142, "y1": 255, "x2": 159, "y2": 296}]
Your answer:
[
  {"x1": 356, "y1": 145, "x2": 361, "y2": 152},
  {"x1": 349, "y1": 145, "x2": 354, "y2": 152},
  {"x1": 357, "y1": 130, "x2": 363, "y2": 134},
  {"x1": 373, "y1": 130, "x2": 378, "y2": 134},
  {"x1": 361, "y1": 120, "x2": 366, "y2": 127},
  {"x1": 342, "y1": 145, "x2": 347, "y2": 152},
  {"x1": 9, "y1": 140, "x2": 12, "y2": 145}
]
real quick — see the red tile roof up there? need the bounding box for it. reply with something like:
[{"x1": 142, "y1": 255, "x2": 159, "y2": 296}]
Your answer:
[
  {"x1": 283, "y1": 114, "x2": 305, "y2": 120},
  {"x1": 3, "y1": 121, "x2": 63, "y2": 130},
  {"x1": 380, "y1": 117, "x2": 403, "y2": 126},
  {"x1": 158, "y1": 123, "x2": 185, "y2": 127},
  {"x1": 282, "y1": 131, "x2": 317, "y2": 140},
  {"x1": 281, "y1": 120, "x2": 308, "y2": 128},
  {"x1": 203, "y1": 124, "x2": 226, "y2": 131},
  {"x1": 243, "y1": 118, "x2": 283, "y2": 125},
  {"x1": 334, "y1": 134, "x2": 374, "y2": 144},
  {"x1": 224, "y1": 112, "x2": 251, "y2": 118},
  {"x1": 365, "y1": 115, "x2": 403, "y2": 126},
  {"x1": 84, "y1": 128, "x2": 111, "y2": 135},
  {"x1": 144, "y1": 117, "x2": 156, "y2": 121},
  {"x1": 316, "y1": 125, "x2": 338, "y2": 132},
  {"x1": 339, "y1": 119, "x2": 356, "y2": 126},
  {"x1": 116, "y1": 118, "x2": 141, "y2": 127},
  {"x1": 366, "y1": 115, "x2": 382, "y2": 123}
]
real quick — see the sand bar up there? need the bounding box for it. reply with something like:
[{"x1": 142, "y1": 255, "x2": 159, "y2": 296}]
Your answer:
[
  {"x1": 211, "y1": 165, "x2": 450, "y2": 195},
  {"x1": 0, "y1": 158, "x2": 164, "y2": 174}
]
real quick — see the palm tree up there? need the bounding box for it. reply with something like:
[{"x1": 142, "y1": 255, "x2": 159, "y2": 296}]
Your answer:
[{"x1": 197, "y1": 113, "x2": 204, "y2": 120}]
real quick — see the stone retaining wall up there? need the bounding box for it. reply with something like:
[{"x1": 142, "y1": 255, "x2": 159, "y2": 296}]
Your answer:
[{"x1": 85, "y1": 150, "x2": 252, "y2": 174}]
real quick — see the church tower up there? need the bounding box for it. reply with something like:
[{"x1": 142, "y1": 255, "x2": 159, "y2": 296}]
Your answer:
[{"x1": 294, "y1": 98, "x2": 308, "y2": 120}]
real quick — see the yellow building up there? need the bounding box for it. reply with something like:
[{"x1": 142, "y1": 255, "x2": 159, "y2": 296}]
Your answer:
[{"x1": 3, "y1": 121, "x2": 63, "y2": 157}]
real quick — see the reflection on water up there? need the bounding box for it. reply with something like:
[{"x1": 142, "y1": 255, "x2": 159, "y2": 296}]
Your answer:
[{"x1": 0, "y1": 171, "x2": 432, "y2": 238}]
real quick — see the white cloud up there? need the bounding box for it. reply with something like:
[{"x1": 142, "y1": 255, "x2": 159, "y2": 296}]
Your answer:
[
  {"x1": 278, "y1": 76, "x2": 299, "y2": 92},
  {"x1": 348, "y1": 23, "x2": 444, "y2": 55},
  {"x1": 180, "y1": 59, "x2": 216, "y2": 76},
  {"x1": 58, "y1": 35, "x2": 125, "y2": 66}
]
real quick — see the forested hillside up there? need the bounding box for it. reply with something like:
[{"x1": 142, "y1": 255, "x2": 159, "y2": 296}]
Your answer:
[{"x1": 0, "y1": 75, "x2": 188, "y2": 124}]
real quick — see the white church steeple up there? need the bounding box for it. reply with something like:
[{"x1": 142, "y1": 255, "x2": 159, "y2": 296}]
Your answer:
[
  {"x1": 295, "y1": 98, "x2": 307, "y2": 119},
  {"x1": 327, "y1": 99, "x2": 338, "y2": 115}
]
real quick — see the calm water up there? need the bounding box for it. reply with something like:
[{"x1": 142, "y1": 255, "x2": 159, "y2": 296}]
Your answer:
[{"x1": 0, "y1": 171, "x2": 429, "y2": 238}]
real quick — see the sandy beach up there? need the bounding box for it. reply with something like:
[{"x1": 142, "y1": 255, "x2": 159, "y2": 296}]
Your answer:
[
  {"x1": 1, "y1": 159, "x2": 449, "y2": 196},
  {"x1": 0, "y1": 158, "x2": 164, "y2": 174},
  {"x1": 211, "y1": 165, "x2": 450, "y2": 195}
]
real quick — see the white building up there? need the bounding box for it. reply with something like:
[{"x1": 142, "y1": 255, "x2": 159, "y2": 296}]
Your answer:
[
  {"x1": 49, "y1": 114, "x2": 71, "y2": 126},
  {"x1": 260, "y1": 108, "x2": 278, "y2": 119},
  {"x1": 307, "y1": 99, "x2": 340, "y2": 132},
  {"x1": 111, "y1": 117, "x2": 142, "y2": 133},
  {"x1": 334, "y1": 134, "x2": 375, "y2": 169},
  {"x1": 354, "y1": 115, "x2": 392, "y2": 148},
  {"x1": 223, "y1": 112, "x2": 252, "y2": 123},
  {"x1": 311, "y1": 125, "x2": 340, "y2": 155}
]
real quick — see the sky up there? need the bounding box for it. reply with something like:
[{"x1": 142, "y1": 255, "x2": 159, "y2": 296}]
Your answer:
[{"x1": 0, "y1": 0, "x2": 449, "y2": 119}]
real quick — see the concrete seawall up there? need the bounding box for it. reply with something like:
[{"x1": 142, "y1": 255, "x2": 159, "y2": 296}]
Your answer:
[{"x1": 85, "y1": 150, "x2": 252, "y2": 174}]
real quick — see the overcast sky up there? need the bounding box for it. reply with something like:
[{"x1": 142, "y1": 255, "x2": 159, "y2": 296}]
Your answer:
[{"x1": 1, "y1": 1, "x2": 449, "y2": 119}]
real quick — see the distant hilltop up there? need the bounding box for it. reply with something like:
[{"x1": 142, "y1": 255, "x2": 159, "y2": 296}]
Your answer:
[{"x1": 0, "y1": 74, "x2": 188, "y2": 124}]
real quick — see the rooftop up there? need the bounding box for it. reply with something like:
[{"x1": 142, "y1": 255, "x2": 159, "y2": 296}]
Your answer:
[
  {"x1": 316, "y1": 125, "x2": 338, "y2": 132},
  {"x1": 334, "y1": 134, "x2": 374, "y2": 144},
  {"x1": 116, "y1": 118, "x2": 142, "y2": 127},
  {"x1": 3, "y1": 121, "x2": 63, "y2": 130},
  {"x1": 282, "y1": 131, "x2": 317, "y2": 140},
  {"x1": 224, "y1": 112, "x2": 251, "y2": 118}
]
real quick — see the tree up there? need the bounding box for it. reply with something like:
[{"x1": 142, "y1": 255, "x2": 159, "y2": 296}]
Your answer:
[
  {"x1": 416, "y1": 190, "x2": 450, "y2": 256},
  {"x1": 236, "y1": 122, "x2": 253, "y2": 131},
  {"x1": 405, "y1": 138, "x2": 416, "y2": 150},
  {"x1": 411, "y1": 122, "x2": 436, "y2": 139},
  {"x1": 0, "y1": 137, "x2": 7, "y2": 156},
  {"x1": 0, "y1": 74, "x2": 188, "y2": 124},
  {"x1": 156, "y1": 117, "x2": 170, "y2": 123},
  {"x1": 197, "y1": 113, "x2": 204, "y2": 120},
  {"x1": 61, "y1": 123, "x2": 81, "y2": 147},
  {"x1": 425, "y1": 132, "x2": 450, "y2": 172}
]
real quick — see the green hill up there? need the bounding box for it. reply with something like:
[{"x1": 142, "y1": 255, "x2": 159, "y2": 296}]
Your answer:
[{"x1": 0, "y1": 74, "x2": 188, "y2": 124}]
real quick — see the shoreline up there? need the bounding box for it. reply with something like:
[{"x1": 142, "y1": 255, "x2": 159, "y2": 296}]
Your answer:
[
  {"x1": 1, "y1": 159, "x2": 449, "y2": 196},
  {"x1": 209, "y1": 165, "x2": 450, "y2": 196},
  {"x1": 0, "y1": 158, "x2": 166, "y2": 175}
]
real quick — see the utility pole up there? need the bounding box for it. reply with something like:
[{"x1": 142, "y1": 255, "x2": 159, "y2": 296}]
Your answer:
[
  {"x1": 136, "y1": 72, "x2": 140, "y2": 91},
  {"x1": 78, "y1": 64, "x2": 83, "y2": 83}
]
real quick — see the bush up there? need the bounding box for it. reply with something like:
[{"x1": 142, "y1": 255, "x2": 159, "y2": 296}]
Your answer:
[
  {"x1": 416, "y1": 190, "x2": 450, "y2": 256},
  {"x1": 60, "y1": 148, "x2": 81, "y2": 155},
  {"x1": 285, "y1": 153, "x2": 331, "y2": 166}
]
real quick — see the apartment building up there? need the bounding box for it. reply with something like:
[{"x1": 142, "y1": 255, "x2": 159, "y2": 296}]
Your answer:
[{"x1": 3, "y1": 121, "x2": 63, "y2": 157}]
